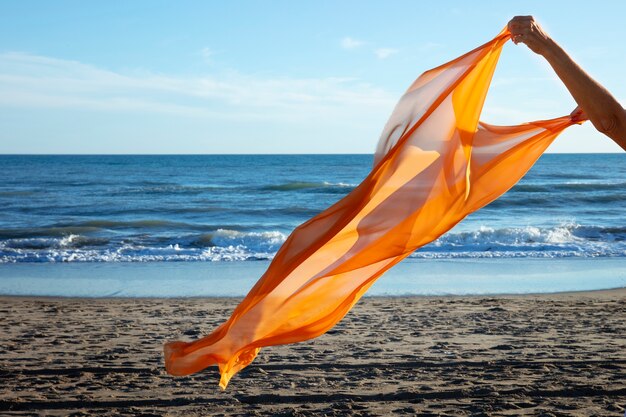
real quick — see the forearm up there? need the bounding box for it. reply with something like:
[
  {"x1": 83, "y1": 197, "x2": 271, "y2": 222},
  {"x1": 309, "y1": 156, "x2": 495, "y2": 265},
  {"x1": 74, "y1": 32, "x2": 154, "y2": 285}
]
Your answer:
[{"x1": 541, "y1": 39, "x2": 626, "y2": 149}]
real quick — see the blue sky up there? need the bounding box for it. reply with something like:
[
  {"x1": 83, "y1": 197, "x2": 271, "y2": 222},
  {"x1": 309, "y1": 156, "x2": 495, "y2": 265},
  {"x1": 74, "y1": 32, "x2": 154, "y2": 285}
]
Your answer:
[{"x1": 1, "y1": 0, "x2": 624, "y2": 153}]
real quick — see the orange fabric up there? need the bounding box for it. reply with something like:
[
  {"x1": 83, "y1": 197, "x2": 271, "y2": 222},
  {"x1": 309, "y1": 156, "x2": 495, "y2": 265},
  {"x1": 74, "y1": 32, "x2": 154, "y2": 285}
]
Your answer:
[{"x1": 164, "y1": 28, "x2": 585, "y2": 388}]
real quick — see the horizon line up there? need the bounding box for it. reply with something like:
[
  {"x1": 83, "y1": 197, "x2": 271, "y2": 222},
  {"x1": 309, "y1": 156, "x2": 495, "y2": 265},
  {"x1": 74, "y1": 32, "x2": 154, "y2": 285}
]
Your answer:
[{"x1": 0, "y1": 152, "x2": 624, "y2": 156}]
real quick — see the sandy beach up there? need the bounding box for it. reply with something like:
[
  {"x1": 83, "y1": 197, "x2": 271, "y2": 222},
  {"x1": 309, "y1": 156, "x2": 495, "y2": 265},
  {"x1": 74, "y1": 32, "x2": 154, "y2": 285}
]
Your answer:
[{"x1": 1, "y1": 289, "x2": 625, "y2": 416}]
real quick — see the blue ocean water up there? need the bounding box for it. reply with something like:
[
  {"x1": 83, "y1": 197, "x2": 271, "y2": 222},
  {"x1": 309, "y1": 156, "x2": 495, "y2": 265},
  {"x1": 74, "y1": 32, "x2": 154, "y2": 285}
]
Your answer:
[
  {"x1": 0, "y1": 154, "x2": 624, "y2": 296},
  {"x1": 1, "y1": 154, "x2": 624, "y2": 263}
]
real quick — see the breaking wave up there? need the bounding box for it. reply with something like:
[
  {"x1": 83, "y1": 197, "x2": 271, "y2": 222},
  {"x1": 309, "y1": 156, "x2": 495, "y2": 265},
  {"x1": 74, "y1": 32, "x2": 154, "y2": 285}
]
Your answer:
[{"x1": 1, "y1": 223, "x2": 624, "y2": 263}]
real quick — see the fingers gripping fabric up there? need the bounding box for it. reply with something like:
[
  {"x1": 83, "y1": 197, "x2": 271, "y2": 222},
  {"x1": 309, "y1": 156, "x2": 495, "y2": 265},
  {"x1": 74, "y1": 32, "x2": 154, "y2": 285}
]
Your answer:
[{"x1": 164, "y1": 28, "x2": 585, "y2": 388}]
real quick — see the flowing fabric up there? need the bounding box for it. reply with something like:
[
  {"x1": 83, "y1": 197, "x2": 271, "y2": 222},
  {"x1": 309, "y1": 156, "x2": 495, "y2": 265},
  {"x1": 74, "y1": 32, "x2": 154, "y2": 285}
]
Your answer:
[{"x1": 164, "y1": 28, "x2": 585, "y2": 388}]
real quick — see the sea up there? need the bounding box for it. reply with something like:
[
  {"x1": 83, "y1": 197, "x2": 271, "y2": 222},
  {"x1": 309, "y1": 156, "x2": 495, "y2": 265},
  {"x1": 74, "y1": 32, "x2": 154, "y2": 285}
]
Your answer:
[{"x1": 1, "y1": 154, "x2": 624, "y2": 297}]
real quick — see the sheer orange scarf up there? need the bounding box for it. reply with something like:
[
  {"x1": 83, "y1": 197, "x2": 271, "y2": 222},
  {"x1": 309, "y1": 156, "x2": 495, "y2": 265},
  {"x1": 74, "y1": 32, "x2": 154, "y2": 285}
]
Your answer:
[{"x1": 164, "y1": 28, "x2": 585, "y2": 388}]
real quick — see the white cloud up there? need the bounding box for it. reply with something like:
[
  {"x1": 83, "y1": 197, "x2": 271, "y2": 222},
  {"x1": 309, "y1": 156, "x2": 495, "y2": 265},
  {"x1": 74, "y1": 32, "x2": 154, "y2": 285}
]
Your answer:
[
  {"x1": 0, "y1": 52, "x2": 395, "y2": 123},
  {"x1": 374, "y1": 48, "x2": 398, "y2": 60},
  {"x1": 340, "y1": 37, "x2": 364, "y2": 50},
  {"x1": 341, "y1": 38, "x2": 399, "y2": 61},
  {"x1": 200, "y1": 47, "x2": 213, "y2": 63}
]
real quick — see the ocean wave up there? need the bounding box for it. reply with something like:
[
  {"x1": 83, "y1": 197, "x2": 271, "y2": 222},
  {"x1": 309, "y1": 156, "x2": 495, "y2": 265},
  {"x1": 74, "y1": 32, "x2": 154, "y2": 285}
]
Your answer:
[
  {"x1": 0, "y1": 220, "x2": 250, "y2": 239},
  {"x1": 109, "y1": 184, "x2": 229, "y2": 196},
  {"x1": 486, "y1": 196, "x2": 553, "y2": 208},
  {"x1": 0, "y1": 190, "x2": 39, "y2": 197},
  {"x1": 578, "y1": 194, "x2": 626, "y2": 204},
  {"x1": 2, "y1": 234, "x2": 109, "y2": 250},
  {"x1": 488, "y1": 192, "x2": 625, "y2": 208},
  {"x1": 560, "y1": 181, "x2": 626, "y2": 191},
  {"x1": 100, "y1": 180, "x2": 357, "y2": 196},
  {"x1": 0, "y1": 245, "x2": 277, "y2": 263},
  {"x1": 263, "y1": 181, "x2": 356, "y2": 193},
  {"x1": 509, "y1": 184, "x2": 551, "y2": 193},
  {"x1": 190, "y1": 229, "x2": 286, "y2": 249},
  {"x1": 511, "y1": 181, "x2": 626, "y2": 193},
  {"x1": 417, "y1": 223, "x2": 626, "y2": 257},
  {"x1": 0, "y1": 226, "x2": 103, "y2": 239},
  {"x1": 0, "y1": 229, "x2": 287, "y2": 263},
  {"x1": 1, "y1": 223, "x2": 624, "y2": 263},
  {"x1": 530, "y1": 172, "x2": 605, "y2": 180},
  {"x1": 236, "y1": 206, "x2": 322, "y2": 218}
]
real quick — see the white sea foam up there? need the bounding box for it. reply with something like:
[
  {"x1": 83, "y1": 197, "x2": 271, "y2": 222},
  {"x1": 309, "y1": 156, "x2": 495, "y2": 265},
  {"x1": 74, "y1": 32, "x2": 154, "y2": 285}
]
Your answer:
[
  {"x1": 1, "y1": 223, "x2": 624, "y2": 263},
  {"x1": 0, "y1": 229, "x2": 288, "y2": 262},
  {"x1": 413, "y1": 222, "x2": 625, "y2": 259},
  {"x1": 59, "y1": 234, "x2": 80, "y2": 247},
  {"x1": 323, "y1": 181, "x2": 357, "y2": 187}
]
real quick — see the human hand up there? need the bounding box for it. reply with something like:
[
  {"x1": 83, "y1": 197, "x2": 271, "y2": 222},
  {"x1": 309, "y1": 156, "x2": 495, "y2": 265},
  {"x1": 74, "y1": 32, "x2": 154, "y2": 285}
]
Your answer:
[
  {"x1": 507, "y1": 16, "x2": 553, "y2": 56},
  {"x1": 570, "y1": 105, "x2": 588, "y2": 123}
]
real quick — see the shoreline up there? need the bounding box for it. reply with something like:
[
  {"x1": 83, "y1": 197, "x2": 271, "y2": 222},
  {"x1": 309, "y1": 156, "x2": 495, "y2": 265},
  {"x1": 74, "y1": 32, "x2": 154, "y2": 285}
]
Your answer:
[
  {"x1": 1, "y1": 285, "x2": 624, "y2": 301},
  {"x1": 2, "y1": 257, "x2": 625, "y2": 298},
  {"x1": 2, "y1": 288, "x2": 625, "y2": 415}
]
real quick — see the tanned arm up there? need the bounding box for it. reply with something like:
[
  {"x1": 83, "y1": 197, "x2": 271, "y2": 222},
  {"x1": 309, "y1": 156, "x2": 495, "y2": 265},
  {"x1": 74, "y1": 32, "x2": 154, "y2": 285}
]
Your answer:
[{"x1": 508, "y1": 15, "x2": 626, "y2": 151}]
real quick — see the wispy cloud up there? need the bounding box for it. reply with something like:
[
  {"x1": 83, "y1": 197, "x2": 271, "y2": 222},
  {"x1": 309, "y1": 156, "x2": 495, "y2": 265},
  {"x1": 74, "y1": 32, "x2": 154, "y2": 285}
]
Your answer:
[
  {"x1": 199, "y1": 47, "x2": 214, "y2": 63},
  {"x1": 374, "y1": 48, "x2": 398, "y2": 60},
  {"x1": 340, "y1": 37, "x2": 399, "y2": 60},
  {"x1": 0, "y1": 52, "x2": 395, "y2": 122},
  {"x1": 340, "y1": 37, "x2": 364, "y2": 50}
]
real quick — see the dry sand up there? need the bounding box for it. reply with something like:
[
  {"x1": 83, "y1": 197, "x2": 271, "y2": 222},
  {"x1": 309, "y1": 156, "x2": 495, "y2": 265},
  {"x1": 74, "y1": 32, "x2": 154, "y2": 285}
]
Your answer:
[{"x1": 1, "y1": 289, "x2": 625, "y2": 416}]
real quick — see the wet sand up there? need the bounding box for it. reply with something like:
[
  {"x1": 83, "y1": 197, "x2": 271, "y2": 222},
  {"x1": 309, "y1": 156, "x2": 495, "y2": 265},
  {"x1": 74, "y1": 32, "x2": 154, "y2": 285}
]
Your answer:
[{"x1": 1, "y1": 289, "x2": 625, "y2": 416}]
